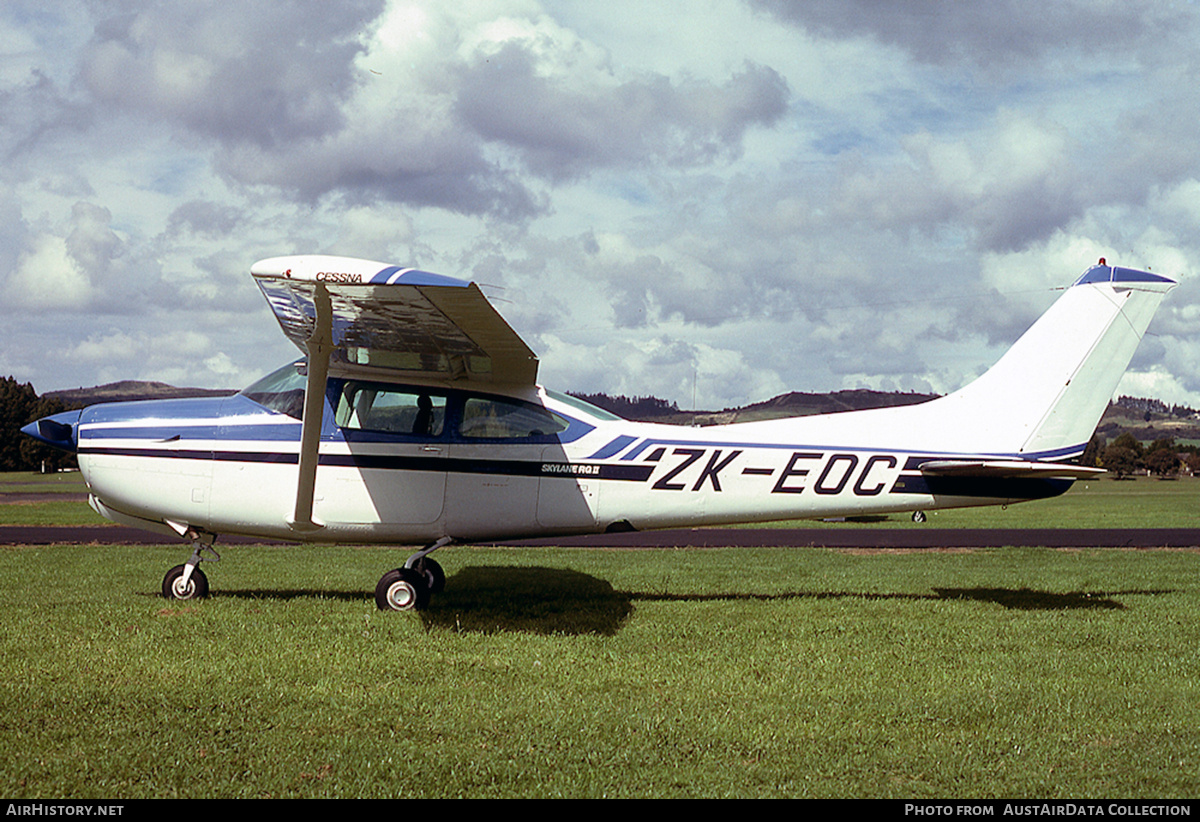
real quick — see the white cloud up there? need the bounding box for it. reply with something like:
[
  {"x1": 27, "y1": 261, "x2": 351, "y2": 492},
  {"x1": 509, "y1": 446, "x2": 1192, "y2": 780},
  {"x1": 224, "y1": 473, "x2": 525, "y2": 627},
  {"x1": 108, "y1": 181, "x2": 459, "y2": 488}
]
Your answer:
[
  {"x1": 10, "y1": 232, "x2": 93, "y2": 310},
  {"x1": 2, "y1": 0, "x2": 1199, "y2": 414}
]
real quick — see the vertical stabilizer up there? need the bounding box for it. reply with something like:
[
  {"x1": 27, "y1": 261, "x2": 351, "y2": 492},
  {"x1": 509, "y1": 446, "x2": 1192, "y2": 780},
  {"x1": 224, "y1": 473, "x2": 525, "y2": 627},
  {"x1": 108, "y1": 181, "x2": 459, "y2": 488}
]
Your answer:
[{"x1": 922, "y1": 263, "x2": 1175, "y2": 458}]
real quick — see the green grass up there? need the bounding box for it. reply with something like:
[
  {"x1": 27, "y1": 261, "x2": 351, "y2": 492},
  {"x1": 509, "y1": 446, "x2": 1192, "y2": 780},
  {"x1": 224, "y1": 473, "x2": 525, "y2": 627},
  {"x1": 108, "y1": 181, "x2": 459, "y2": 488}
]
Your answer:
[
  {"x1": 0, "y1": 500, "x2": 109, "y2": 526},
  {"x1": 746, "y1": 476, "x2": 1200, "y2": 529},
  {"x1": 2, "y1": 542, "x2": 1200, "y2": 798},
  {"x1": 3, "y1": 471, "x2": 1200, "y2": 797},
  {"x1": 0, "y1": 470, "x2": 86, "y2": 489},
  {"x1": 0, "y1": 472, "x2": 107, "y2": 526}
]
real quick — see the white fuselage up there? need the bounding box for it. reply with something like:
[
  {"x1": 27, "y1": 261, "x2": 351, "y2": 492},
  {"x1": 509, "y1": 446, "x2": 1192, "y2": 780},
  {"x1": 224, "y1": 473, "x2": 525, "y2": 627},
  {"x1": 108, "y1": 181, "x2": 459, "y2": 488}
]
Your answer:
[{"x1": 75, "y1": 378, "x2": 1069, "y2": 544}]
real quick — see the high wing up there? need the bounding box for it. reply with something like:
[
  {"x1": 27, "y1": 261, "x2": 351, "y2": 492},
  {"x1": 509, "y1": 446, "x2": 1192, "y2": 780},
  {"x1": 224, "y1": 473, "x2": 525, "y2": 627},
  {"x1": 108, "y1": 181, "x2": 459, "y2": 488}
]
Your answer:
[
  {"x1": 251, "y1": 255, "x2": 538, "y2": 386},
  {"x1": 250, "y1": 255, "x2": 539, "y2": 532}
]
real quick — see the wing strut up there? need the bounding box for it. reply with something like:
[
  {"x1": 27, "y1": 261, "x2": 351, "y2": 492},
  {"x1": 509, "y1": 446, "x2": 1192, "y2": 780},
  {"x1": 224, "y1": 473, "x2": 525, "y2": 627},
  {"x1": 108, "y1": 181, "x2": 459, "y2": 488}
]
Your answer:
[{"x1": 289, "y1": 283, "x2": 333, "y2": 534}]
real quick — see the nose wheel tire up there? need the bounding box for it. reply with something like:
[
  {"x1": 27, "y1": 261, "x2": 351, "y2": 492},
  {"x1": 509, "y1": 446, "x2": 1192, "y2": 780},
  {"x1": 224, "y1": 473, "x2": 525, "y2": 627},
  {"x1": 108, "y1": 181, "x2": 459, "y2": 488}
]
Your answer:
[
  {"x1": 375, "y1": 568, "x2": 430, "y2": 611},
  {"x1": 162, "y1": 564, "x2": 209, "y2": 601}
]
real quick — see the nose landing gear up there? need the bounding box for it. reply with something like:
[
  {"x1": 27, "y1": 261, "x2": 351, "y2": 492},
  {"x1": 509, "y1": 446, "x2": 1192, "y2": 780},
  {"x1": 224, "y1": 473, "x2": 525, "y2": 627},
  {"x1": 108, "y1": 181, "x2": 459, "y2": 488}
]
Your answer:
[{"x1": 162, "y1": 530, "x2": 220, "y2": 601}]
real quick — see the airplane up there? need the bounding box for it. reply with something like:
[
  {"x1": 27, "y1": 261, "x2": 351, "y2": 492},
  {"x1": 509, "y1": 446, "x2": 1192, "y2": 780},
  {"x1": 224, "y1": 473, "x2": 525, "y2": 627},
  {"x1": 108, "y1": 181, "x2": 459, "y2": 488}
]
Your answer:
[{"x1": 23, "y1": 256, "x2": 1177, "y2": 611}]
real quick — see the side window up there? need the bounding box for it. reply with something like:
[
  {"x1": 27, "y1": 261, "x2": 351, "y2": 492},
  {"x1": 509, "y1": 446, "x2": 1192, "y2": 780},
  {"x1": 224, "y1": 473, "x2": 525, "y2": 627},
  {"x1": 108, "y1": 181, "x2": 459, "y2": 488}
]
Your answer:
[
  {"x1": 336, "y1": 383, "x2": 446, "y2": 437},
  {"x1": 459, "y1": 396, "x2": 569, "y2": 440}
]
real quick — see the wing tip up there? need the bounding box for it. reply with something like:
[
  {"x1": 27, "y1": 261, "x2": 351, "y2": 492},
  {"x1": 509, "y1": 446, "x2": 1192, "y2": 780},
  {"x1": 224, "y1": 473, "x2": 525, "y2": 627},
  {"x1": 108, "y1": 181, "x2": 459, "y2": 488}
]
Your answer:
[{"x1": 250, "y1": 255, "x2": 471, "y2": 288}]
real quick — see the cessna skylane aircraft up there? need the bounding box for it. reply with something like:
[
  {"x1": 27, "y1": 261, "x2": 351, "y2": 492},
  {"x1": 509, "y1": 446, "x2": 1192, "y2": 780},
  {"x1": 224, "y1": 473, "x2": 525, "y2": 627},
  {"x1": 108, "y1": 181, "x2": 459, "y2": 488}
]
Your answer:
[{"x1": 23, "y1": 256, "x2": 1176, "y2": 610}]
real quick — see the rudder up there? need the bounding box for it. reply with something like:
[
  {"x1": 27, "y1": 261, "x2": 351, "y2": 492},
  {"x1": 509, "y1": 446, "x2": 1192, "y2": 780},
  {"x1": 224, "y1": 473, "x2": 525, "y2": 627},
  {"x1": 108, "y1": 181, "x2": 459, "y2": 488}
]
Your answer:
[{"x1": 926, "y1": 262, "x2": 1176, "y2": 458}]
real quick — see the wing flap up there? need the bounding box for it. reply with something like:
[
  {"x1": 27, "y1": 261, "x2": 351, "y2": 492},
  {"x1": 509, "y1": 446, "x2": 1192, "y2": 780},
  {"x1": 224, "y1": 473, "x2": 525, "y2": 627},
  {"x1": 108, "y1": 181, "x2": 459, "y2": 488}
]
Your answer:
[{"x1": 252, "y1": 256, "x2": 538, "y2": 386}]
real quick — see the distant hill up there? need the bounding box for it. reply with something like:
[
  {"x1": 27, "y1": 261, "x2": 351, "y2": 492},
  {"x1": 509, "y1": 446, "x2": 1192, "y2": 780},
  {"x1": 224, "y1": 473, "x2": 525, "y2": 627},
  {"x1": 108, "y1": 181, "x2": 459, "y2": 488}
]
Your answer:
[
  {"x1": 46, "y1": 381, "x2": 235, "y2": 408},
  {"x1": 38, "y1": 381, "x2": 1200, "y2": 446},
  {"x1": 575, "y1": 388, "x2": 938, "y2": 426},
  {"x1": 733, "y1": 389, "x2": 938, "y2": 419},
  {"x1": 1095, "y1": 397, "x2": 1200, "y2": 446}
]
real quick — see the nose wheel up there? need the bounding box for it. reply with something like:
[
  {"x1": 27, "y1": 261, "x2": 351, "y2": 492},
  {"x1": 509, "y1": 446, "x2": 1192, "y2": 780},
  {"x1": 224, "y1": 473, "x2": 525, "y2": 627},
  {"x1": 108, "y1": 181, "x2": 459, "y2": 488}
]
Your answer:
[
  {"x1": 163, "y1": 564, "x2": 208, "y2": 600},
  {"x1": 375, "y1": 538, "x2": 450, "y2": 611},
  {"x1": 162, "y1": 530, "x2": 220, "y2": 601}
]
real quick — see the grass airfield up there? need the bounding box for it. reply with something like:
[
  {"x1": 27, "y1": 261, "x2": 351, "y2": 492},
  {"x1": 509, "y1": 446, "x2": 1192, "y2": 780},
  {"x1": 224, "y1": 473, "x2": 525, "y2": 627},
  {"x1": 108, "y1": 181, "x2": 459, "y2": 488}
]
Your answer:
[{"x1": 2, "y1": 472, "x2": 1200, "y2": 798}]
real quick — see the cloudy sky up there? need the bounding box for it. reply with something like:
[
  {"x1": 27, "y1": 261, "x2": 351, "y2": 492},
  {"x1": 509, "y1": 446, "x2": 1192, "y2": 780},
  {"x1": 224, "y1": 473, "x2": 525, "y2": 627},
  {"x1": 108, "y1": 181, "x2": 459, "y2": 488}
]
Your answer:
[{"x1": 5, "y1": 0, "x2": 1200, "y2": 411}]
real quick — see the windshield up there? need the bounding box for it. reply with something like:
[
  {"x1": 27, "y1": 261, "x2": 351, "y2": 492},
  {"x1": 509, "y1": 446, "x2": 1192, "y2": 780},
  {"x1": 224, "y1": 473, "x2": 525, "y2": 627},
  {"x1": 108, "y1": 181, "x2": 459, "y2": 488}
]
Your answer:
[{"x1": 240, "y1": 360, "x2": 307, "y2": 419}]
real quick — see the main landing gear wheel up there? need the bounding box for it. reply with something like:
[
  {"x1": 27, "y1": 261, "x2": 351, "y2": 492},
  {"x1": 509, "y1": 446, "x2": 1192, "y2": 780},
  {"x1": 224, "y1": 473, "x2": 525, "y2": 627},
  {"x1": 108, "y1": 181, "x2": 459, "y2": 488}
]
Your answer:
[
  {"x1": 162, "y1": 564, "x2": 209, "y2": 601},
  {"x1": 375, "y1": 537, "x2": 452, "y2": 612},
  {"x1": 415, "y1": 557, "x2": 445, "y2": 594},
  {"x1": 375, "y1": 568, "x2": 429, "y2": 612}
]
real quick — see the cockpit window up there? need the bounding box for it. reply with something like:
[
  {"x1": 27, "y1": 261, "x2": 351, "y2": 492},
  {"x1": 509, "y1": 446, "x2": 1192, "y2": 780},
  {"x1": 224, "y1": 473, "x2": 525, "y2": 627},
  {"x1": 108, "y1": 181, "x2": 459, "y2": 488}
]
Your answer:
[
  {"x1": 336, "y1": 382, "x2": 446, "y2": 437},
  {"x1": 240, "y1": 360, "x2": 307, "y2": 419}
]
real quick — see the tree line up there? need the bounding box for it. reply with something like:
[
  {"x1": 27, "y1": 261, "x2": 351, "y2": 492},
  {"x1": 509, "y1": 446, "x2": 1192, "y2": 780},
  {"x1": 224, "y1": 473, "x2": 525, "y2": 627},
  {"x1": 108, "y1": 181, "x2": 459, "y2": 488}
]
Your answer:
[
  {"x1": 1082, "y1": 432, "x2": 1200, "y2": 479},
  {"x1": 1114, "y1": 395, "x2": 1200, "y2": 419},
  {"x1": 0, "y1": 377, "x2": 75, "y2": 472},
  {"x1": 568, "y1": 392, "x2": 680, "y2": 419}
]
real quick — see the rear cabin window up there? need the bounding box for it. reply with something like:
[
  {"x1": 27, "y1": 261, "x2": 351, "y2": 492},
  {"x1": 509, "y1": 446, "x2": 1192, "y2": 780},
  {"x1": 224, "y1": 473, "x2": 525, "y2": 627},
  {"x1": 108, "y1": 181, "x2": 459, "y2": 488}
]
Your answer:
[
  {"x1": 336, "y1": 383, "x2": 446, "y2": 437},
  {"x1": 459, "y1": 396, "x2": 569, "y2": 440}
]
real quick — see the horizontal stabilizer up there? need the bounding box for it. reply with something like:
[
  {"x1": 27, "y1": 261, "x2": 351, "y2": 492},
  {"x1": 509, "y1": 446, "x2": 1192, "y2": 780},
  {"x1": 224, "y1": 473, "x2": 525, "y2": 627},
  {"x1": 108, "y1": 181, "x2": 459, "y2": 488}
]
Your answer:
[{"x1": 919, "y1": 460, "x2": 1106, "y2": 479}]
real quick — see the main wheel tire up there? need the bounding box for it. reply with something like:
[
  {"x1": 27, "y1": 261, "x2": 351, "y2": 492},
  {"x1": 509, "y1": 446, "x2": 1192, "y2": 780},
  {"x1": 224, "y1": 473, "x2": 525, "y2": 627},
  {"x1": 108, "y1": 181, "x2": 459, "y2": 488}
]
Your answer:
[
  {"x1": 375, "y1": 568, "x2": 429, "y2": 611},
  {"x1": 415, "y1": 557, "x2": 445, "y2": 594},
  {"x1": 162, "y1": 564, "x2": 209, "y2": 601}
]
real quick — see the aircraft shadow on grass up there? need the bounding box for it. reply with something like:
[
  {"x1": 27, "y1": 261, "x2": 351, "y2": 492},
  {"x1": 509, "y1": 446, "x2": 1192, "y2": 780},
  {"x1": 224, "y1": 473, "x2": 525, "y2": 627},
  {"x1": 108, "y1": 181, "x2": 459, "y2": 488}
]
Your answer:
[
  {"x1": 637, "y1": 586, "x2": 1175, "y2": 611},
  {"x1": 931, "y1": 587, "x2": 1141, "y2": 610},
  {"x1": 181, "y1": 567, "x2": 1176, "y2": 635},
  {"x1": 422, "y1": 566, "x2": 634, "y2": 635},
  {"x1": 196, "y1": 566, "x2": 635, "y2": 636}
]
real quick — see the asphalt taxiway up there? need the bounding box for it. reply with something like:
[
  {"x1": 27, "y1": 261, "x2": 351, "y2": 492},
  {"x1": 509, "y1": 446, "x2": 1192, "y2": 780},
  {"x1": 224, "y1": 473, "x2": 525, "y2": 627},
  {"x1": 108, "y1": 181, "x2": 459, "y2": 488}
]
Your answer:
[{"x1": 2, "y1": 524, "x2": 1199, "y2": 549}]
